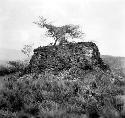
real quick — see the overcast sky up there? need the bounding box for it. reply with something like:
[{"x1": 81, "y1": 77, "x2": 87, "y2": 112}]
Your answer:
[{"x1": 0, "y1": 0, "x2": 125, "y2": 57}]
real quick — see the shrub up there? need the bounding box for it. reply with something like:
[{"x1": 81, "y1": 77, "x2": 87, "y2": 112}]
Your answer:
[
  {"x1": 0, "y1": 66, "x2": 124, "y2": 118},
  {"x1": 0, "y1": 60, "x2": 28, "y2": 76}
]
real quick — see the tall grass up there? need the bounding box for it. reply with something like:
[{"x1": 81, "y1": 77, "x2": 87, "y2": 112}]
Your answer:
[{"x1": 0, "y1": 68, "x2": 124, "y2": 118}]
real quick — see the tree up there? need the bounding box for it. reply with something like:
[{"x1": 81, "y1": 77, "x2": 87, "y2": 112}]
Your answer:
[{"x1": 34, "y1": 16, "x2": 84, "y2": 46}]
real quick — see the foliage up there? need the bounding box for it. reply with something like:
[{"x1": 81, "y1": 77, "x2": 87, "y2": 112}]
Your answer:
[
  {"x1": 8, "y1": 61, "x2": 27, "y2": 71},
  {"x1": 34, "y1": 17, "x2": 84, "y2": 45},
  {"x1": 21, "y1": 44, "x2": 34, "y2": 57},
  {"x1": 0, "y1": 17, "x2": 125, "y2": 118},
  {"x1": 0, "y1": 65, "x2": 13, "y2": 76},
  {"x1": 0, "y1": 60, "x2": 28, "y2": 76},
  {"x1": 0, "y1": 66, "x2": 124, "y2": 118},
  {"x1": 1, "y1": 42, "x2": 124, "y2": 118}
]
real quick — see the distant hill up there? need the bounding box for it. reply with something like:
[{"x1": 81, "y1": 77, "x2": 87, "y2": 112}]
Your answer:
[
  {"x1": 101, "y1": 55, "x2": 125, "y2": 77},
  {"x1": 101, "y1": 55, "x2": 125, "y2": 69},
  {"x1": 0, "y1": 48, "x2": 27, "y2": 66}
]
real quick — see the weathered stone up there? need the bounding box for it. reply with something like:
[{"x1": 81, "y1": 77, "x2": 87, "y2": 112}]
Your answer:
[{"x1": 26, "y1": 42, "x2": 109, "y2": 74}]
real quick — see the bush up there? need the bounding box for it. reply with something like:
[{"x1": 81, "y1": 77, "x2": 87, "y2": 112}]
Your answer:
[
  {"x1": 0, "y1": 60, "x2": 28, "y2": 76},
  {"x1": 0, "y1": 65, "x2": 16, "y2": 76},
  {"x1": 0, "y1": 66, "x2": 124, "y2": 118}
]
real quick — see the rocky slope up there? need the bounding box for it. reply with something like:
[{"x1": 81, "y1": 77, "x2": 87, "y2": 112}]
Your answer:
[
  {"x1": 27, "y1": 41, "x2": 110, "y2": 74},
  {"x1": 0, "y1": 41, "x2": 124, "y2": 118},
  {"x1": 18, "y1": 41, "x2": 124, "y2": 118}
]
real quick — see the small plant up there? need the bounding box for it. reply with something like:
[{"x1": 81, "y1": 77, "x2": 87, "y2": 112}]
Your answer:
[{"x1": 21, "y1": 44, "x2": 34, "y2": 57}]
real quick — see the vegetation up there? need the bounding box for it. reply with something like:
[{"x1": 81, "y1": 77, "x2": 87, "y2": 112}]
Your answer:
[
  {"x1": 34, "y1": 16, "x2": 84, "y2": 46},
  {"x1": 21, "y1": 44, "x2": 34, "y2": 57},
  {"x1": 0, "y1": 17, "x2": 125, "y2": 118},
  {"x1": 0, "y1": 68, "x2": 124, "y2": 118},
  {"x1": 101, "y1": 55, "x2": 125, "y2": 78},
  {"x1": 0, "y1": 60, "x2": 28, "y2": 76}
]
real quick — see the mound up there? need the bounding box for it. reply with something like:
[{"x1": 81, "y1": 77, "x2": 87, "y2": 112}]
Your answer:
[
  {"x1": 26, "y1": 42, "x2": 110, "y2": 74},
  {"x1": 1, "y1": 41, "x2": 124, "y2": 118}
]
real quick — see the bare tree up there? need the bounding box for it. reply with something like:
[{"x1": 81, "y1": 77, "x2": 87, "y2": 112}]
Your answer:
[
  {"x1": 21, "y1": 44, "x2": 34, "y2": 57},
  {"x1": 34, "y1": 16, "x2": 84, "y2": 46}
]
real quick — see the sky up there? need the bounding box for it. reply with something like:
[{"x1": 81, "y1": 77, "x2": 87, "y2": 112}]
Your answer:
[{"x1": 0, "y1": 0, "x2": 125, "y2": 59}]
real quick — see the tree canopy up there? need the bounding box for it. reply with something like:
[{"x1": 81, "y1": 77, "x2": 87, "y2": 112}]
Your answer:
[{"x1": 34, "y1": 16, "x2": 84, "y2": 46}]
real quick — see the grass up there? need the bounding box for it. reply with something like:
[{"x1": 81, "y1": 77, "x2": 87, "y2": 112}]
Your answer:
[
  {"x1": 0, "y1": 55, "x2": 125, "y2": 118},
  {"x1": 0, "y1": 66, "x2": 124, "y2": 118}
]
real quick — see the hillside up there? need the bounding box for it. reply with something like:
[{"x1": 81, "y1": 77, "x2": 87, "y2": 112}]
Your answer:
[
  {"x1": 0, "y1": 42, "x2": 125, "y2": 118},
  {"x1": 101, "y1": 55, "x2": 125, "y2": 78},
  {"x1": 101, "y1": 55, "x2": 125, "y2": 69}
]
